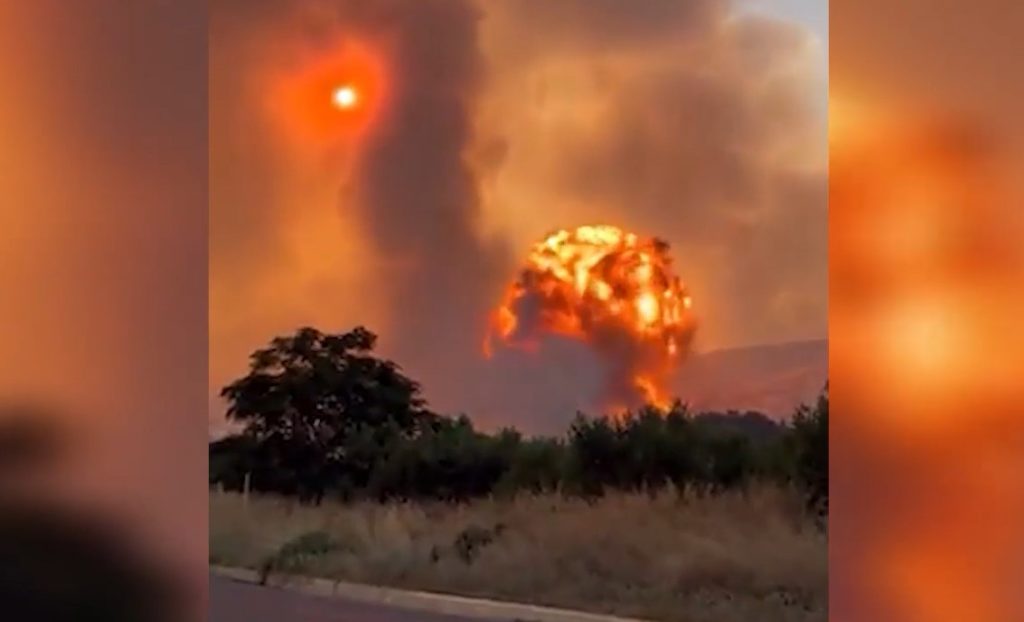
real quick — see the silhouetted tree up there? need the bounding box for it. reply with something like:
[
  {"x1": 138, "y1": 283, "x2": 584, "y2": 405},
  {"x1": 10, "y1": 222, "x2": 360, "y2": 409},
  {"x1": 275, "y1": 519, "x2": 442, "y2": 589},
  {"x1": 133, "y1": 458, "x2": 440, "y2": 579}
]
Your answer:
[
  {"x1": 208, "y1": 434, "x2": 257, "y2": 490},
  {"x1": 565, "y1": 414, "x2": 621, "y2": 498},
  {"x1": 220, "y1": 326, "x2": 435, "y2": 502},
  {"x1": 790, "y1": 385, "x2": 828, "y2": 516},
  {"x1": 367, "y1": 416, "x2": 516, "y2": 501},
  {"x1": 700, "y1": 434, "x2": 756, "y2": 491},
  {"x1": 496, "y1": 436, "x2": 565, "y2": 495}
]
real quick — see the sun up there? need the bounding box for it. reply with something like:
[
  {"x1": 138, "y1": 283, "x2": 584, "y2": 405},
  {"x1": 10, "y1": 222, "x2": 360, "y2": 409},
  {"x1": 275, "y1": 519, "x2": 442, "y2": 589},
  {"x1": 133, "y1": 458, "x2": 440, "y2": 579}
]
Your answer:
[
  {"x1": 332, "y1": 85, "x2": 358, "y2": 109},
  {"x1": 274, "y1": 40, "x2": 386, "y2": 144}
]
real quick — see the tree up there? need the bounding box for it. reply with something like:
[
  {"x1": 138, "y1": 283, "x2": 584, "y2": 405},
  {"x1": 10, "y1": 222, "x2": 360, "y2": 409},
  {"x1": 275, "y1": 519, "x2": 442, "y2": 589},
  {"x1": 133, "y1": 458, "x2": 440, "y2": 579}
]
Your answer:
[
  {"x1": 790, "y1": 385, "x2": 828, "y2": 517},
  {"x1": 565, "y1": 414, "x2": 621, "y2": 498},
  {"x1": 220, "y1": 326, "x2": 435, "y2": 502},
  {"x1": 701, "y1": 433, "x2": 756, "y2": 491},
  {"x1": 208, "y1": 434, "x2": 257, "y2": 490},
  {"x1": 496, "y1": 435, "x2": 565, "y2": 496}
]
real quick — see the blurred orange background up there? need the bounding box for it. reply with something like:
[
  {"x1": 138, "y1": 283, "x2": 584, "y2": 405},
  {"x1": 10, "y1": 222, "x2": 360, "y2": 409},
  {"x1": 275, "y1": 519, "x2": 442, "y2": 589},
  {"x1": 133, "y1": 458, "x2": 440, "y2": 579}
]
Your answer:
[
  {"x1": 831, "y1": 0, "x2": 1024, "y2": 620},
  {"x1": 4, "y1": 1, "x2": 1024, "y2": 620},
  {"x1": 0, "y1": 2, "x2": 207, "y2": 619}
]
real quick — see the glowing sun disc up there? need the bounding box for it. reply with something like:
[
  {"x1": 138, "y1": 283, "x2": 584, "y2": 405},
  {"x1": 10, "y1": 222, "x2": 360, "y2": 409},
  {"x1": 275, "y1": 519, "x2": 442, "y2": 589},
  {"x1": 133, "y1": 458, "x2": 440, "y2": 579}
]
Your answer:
[{"x1": 332, "y1": 85, "x2": 358, "y2": 109}]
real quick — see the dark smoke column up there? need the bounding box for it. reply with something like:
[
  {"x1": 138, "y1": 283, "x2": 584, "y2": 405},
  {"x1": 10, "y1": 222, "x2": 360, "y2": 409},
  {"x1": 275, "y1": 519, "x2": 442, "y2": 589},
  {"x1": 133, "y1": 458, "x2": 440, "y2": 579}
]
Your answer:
[{"x1": 354, "y1": 0, "x2": 504, "y2": 412}]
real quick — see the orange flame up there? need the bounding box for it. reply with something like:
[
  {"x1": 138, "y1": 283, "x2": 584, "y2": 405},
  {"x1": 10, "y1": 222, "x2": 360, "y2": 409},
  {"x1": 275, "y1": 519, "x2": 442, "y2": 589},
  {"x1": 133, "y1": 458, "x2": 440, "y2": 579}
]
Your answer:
[{"x1": 485, "y1": 225, "x2": 696, "y2": 410}]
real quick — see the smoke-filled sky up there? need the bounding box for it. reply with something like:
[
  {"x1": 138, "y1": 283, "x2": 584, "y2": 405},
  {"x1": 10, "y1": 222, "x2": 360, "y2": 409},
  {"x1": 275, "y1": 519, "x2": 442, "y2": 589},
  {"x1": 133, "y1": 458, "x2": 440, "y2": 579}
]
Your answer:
[{"x1": 210, "y1": 0, "x2": 826, "y2": 432}]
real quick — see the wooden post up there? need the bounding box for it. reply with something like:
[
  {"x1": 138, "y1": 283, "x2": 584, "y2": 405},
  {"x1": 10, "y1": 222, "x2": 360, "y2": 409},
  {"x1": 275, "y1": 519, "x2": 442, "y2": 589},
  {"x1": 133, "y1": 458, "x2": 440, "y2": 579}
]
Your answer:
[{"x1": 243, "y1": 471, "x2": 251, "y2": 513}]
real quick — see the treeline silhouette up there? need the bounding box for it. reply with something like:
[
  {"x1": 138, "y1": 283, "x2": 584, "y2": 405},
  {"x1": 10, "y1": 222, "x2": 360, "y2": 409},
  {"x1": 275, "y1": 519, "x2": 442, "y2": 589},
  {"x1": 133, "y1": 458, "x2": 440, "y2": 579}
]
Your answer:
[{"x1": 209, "y1": 327, "x2": 827, "y2": 513}]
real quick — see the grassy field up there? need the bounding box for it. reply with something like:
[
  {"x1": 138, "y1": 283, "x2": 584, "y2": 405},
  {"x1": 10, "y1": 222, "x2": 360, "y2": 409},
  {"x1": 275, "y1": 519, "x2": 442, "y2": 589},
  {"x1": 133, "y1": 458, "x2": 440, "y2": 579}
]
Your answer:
[{"x1": 210, "y1": 486, "x2": 826, "y2": 622}]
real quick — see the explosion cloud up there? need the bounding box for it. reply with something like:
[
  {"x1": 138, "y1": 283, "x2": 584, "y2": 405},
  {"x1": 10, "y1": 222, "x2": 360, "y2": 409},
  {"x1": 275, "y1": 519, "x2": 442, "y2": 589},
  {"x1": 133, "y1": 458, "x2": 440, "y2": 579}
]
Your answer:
[{"x1": 487, "y1": 225, "x2": 696, "y2": 411}]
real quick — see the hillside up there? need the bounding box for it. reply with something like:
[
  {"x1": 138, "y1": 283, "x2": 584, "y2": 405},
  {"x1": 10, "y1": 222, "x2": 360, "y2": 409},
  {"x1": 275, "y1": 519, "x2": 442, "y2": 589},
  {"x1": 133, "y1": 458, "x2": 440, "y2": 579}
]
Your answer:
[{"x1": 671, "y1": 339, "x2": 827, "y2": 419}]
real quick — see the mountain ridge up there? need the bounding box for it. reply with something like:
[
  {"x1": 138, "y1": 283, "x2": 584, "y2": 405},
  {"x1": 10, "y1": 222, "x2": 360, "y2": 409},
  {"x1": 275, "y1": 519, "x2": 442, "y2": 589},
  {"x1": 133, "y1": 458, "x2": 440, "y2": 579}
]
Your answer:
[{"x1": 671, "y1": 338, "x2": 827, "y2": 419}]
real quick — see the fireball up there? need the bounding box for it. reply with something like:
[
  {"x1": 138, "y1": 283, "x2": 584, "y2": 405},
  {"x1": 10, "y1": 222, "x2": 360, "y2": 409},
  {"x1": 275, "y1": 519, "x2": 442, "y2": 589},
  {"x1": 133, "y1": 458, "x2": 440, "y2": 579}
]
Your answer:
[{"x1": 486, "y1": 225, "x2": 696, "y2": 411}]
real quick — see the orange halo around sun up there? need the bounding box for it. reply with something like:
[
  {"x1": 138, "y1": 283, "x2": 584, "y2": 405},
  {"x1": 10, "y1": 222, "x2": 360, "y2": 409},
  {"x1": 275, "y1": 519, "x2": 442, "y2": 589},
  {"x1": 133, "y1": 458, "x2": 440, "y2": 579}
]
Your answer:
[{"x1": 273, "y1": 40, "x2": 387, "y2": 145}]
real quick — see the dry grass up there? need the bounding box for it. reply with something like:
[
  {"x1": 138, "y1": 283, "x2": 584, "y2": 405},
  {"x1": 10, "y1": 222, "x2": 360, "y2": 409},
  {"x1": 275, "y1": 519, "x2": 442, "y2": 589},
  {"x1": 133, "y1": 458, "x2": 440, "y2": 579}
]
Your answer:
[{"x1": 210, "y1": 486, "x2": 826, "y2": 622}]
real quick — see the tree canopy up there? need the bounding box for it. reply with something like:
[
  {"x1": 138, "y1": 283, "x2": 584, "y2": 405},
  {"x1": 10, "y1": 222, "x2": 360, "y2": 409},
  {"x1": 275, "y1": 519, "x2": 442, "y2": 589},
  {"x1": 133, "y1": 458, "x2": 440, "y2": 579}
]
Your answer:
[{"x1": 220, "y1": 326, "x2": 435, "y2": 502}]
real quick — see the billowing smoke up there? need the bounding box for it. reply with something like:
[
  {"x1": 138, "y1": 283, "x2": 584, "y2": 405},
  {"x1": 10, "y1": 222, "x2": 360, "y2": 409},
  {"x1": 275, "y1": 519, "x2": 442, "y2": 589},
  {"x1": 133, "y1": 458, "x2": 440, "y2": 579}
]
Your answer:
[{"x1": 351, "y1": 0, "x2": 508, "y2": 414}]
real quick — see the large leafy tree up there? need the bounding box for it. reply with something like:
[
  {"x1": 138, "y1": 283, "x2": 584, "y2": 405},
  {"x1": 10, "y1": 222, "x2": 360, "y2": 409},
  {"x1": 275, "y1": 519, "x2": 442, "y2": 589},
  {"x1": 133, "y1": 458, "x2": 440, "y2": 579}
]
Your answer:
[{"x1": 221, "y1": 326, "x2": 435, "y2": 502}]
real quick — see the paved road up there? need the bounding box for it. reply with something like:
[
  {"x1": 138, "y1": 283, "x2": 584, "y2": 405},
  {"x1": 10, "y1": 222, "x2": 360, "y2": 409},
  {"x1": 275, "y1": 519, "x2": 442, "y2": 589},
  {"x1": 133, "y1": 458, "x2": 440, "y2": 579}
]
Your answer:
[{"x1": 209, "y1": 574, "x2": 482, "y2": 622}]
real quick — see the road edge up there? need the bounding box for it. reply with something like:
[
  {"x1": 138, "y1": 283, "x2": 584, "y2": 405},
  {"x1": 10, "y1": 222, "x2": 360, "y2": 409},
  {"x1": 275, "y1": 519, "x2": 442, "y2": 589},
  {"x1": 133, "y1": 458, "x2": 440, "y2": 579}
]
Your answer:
[{"x1": 210, "y1": 565, "x2": 650, "y2": 622}]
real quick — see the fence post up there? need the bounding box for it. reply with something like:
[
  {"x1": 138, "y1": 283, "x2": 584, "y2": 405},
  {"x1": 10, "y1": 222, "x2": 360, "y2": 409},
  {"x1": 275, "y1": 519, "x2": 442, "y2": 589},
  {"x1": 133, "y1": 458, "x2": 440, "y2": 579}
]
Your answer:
[{"x1": 243, "y1": 471, "x2": 251, "y2": 513}]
